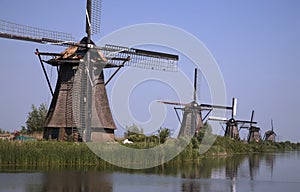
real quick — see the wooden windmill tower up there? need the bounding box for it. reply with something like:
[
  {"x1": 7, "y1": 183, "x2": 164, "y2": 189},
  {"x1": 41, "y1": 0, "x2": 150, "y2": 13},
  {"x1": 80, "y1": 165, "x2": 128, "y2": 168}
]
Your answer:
[
  {"x1": 158, "y1": 68, "x2": 233, "y2": 137},
  {"x1": 263, "y1": 119, "x2": 277, "y2": 142},
  {"x1": 209, "y1": 99, "x2": 258, "y2": 140},
  {"x1": 244, "y1": 110, "x2": 261, "y2": 143},
  {"x1": 0, "y1": 0, "x2": 178, "y2": 142}
]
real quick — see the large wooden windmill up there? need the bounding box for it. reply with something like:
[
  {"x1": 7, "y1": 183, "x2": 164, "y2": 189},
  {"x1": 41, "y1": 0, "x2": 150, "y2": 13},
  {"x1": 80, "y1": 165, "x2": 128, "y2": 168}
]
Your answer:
[
  {"x1": 0, "y1": 0, "x2": 178, "y2": 142},
  {"x1": 209, "y1": 99, "x2": 258, "y2": 140},
  {"x1": 159, "y1": 68, "x2": 233, "y2": 137}
]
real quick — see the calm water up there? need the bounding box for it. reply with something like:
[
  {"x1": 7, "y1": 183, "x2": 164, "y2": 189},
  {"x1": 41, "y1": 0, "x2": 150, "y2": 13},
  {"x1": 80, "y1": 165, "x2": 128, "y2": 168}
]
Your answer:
[{"x1": 0, "y1": 151, "x2": 300, "y2": 192}]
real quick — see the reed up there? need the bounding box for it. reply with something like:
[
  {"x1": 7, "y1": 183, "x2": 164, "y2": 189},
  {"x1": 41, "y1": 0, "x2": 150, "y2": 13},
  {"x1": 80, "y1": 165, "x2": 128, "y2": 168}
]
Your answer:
[
  {"x1": 0, "y1": 138, "x2": 298, "y2": 168},
  {"x1": 0, "y1": 140, "x2": 108, "y2": 167}
]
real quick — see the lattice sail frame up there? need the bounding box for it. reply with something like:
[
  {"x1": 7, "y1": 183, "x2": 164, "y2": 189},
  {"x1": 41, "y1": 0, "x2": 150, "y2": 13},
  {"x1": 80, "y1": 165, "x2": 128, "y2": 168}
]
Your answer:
[
  {"x1": 91, "y1": 0, "x2": 102, "y2": 34},
  {"x1": 0, "y1": 19, "x2": 178, "y2": 73},
  {"x1": 101, "y1": 44, "x2": 178, "y2": 72},
  {"x1": 0, "y1": 20, "x2": 74, "y2": 43}
]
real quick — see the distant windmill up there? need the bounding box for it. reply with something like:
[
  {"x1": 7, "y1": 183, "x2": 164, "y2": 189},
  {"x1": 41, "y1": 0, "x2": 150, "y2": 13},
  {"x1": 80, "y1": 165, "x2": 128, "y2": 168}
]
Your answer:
[
  {"x1": 209, "y1": 99, "x2": 258, "y2": 140},
  {"x1": 158, "y1": 68, "x2": 233, "y2": 137},
  {"x1": 263, "y1": 119, "x2": 277, "y2": 142},
  {"x1": 0, "y1": 0, "x2": 178, "y2": 142},
  {"x1": 242, "y1": 110, "x2": 261, "y2": 143}
]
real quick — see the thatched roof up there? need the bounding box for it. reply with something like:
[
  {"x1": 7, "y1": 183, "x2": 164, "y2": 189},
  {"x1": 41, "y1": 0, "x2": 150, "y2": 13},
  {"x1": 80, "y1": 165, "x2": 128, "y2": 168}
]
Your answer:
[
  {"x1": 46, "y1": 37, "x2": 107, "y2": 65},
  {"x1": 265, "y1": 130, "x2": 277, "y2": 136}
]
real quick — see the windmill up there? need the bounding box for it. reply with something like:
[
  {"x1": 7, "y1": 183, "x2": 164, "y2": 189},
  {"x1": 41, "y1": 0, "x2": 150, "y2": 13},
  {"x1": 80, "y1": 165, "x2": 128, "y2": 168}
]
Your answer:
[
  {"x1": 0, "y1": 0, "x2": 178, "y2": 142},
  {"x1": 243, "y1": 110, "x2": 261, "y2": 143},
  {"x1": 208, "y1": 100, "x2": 258, "y2": 140},
  {"x1": 158, "y1": 68, "x2": 233, "y2": 138},
  {"x1": 263, "y1": 119, "x2": 277, "y2": 142}
]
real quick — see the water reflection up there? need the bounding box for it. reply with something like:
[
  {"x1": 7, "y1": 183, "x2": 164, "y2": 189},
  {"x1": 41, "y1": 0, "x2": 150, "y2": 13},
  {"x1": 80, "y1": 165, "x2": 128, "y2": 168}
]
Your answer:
[
  {"x1": 0, "y1": 151, "x2": 300, "y2": 192},
  {"x1": 178, "y1": 155, "x2": 246, "y2": 192},
  {"x1": 41, "y1": 171, "x2": 113, "y2": 192}
]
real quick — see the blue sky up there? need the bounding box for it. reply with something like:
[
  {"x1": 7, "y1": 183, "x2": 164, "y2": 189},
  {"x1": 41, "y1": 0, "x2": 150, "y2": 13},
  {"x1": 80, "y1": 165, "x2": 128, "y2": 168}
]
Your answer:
[{"x1": 0, "y1": 0, "x2": 299, "y2": 142}]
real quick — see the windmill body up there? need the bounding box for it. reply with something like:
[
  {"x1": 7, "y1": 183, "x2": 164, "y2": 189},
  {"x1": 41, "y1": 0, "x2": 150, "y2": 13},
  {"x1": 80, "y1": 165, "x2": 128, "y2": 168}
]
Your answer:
[
  {"x1": 159, "y1": 69, "x2": 204, "y2": 138},
  {"x1": 178, "y1": 101, "x2": 203, "y2": 137},
  {"x1": 224, "y1": 118, "x2": 239, "y2": 140},
  {"x1": 264, "y1": 130, "x2": 276, "y2": 142},
  {"x1": 222, "y1": 99, "x2": 241, "y2": 140},
  {"x1": 43, "y1": 37, "x2": 116, "y2": 141},
  {"x1": 247, "y1": 126, "x2": 261, "y2": 143},
  {"x1": 263, "y1": 120, "x2": 277, "y2": 142},
  {"x1": 243, "y1": 111, "x2": 261, "y2": 143}
]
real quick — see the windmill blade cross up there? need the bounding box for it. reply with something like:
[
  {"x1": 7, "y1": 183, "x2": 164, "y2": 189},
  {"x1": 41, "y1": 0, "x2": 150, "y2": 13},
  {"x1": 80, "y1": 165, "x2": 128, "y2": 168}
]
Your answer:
[{"x1": 0, "y1": 19, "x2": 178, "y2": 71}]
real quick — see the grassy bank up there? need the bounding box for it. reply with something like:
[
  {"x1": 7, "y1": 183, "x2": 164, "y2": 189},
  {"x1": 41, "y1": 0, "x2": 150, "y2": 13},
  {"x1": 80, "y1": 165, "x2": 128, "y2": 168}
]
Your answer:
[
  {"x1": 203, "y1": 136, "x2": 300, "y2": 155},
  {"x1": 0, "y1": 137, "x2": 299, "y2": 168}
]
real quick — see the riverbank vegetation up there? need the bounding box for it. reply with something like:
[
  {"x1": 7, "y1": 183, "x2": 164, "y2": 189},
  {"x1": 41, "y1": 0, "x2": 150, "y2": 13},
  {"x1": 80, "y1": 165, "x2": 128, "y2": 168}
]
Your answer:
[
  {"x1": 0, "y1": 136, "x2": 299, "y2": 168},
  {"x1": 2, "y1": 114, "x2": 299, "y2": 167},
  {"x1": 2, "y1": 105, "x2": 297, "y2": 168}
]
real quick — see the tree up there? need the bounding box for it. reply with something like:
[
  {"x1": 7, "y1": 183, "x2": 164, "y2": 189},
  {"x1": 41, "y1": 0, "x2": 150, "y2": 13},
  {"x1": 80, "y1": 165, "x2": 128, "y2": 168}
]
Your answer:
[
  {"x1": 25, "y1": 103, "x2": 48, "y2": 133},
  {"x1": 124, "y1": 124, "x2": 146, "y2": 142},
  {"x1": 20, "y1": 126, "x2": 27, "y2": 134},
  {"x1": 196, "y1": 121, "x2": 213, "y2": 142},
  {"x1": 0, "y1": 128, "x2": 9, "y2": 134},
  {"x1": 124, "y1": 123, "x2": 144, "y2": 137},
  {"x1": 158, "y1": 127, "x2": 170, "y2": 143}
]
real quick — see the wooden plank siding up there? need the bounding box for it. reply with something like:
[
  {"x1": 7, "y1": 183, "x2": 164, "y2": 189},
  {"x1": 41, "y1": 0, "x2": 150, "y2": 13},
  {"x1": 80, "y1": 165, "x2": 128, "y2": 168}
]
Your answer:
[{"x1": 43, "y1": 38, "x2": 116, "y2": 142}]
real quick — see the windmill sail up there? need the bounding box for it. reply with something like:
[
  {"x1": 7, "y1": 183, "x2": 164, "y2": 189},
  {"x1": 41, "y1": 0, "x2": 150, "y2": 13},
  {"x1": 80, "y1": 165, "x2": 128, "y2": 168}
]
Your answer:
[
  {"x1": 0, "y1": 20, "x2": 74, "y2": 45},
  {"x1": 91, "y1": 0, "x2": 102, "y2": 34},
  {"x1": 101, "y1": 44, "x2": 178, "y2": 71},
  {"x1": 193, "y1": 68, "x2": 198, "y2": 102},
  {"x1": 86, "y1": 0, "x2": 102, "y2": 36}
]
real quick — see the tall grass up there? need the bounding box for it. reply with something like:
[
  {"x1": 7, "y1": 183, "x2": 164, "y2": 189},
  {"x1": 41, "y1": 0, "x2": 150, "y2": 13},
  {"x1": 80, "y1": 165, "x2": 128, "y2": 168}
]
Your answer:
[
  {"x1": 0, "y1": 141, "x2": 110, "y2": 167},
  {"x1": 0, "y1": 137, "x2": 298, "y2": 168}
]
